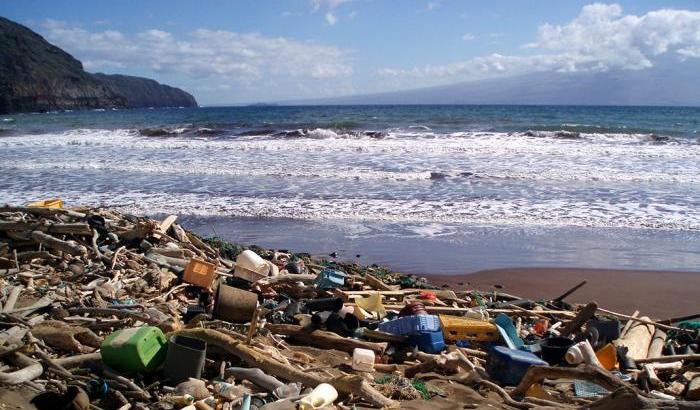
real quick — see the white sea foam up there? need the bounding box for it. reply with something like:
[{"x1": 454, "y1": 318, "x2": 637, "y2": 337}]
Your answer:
[{"x1": 2, "y1": 128, "x2": 699, "y2": 233}]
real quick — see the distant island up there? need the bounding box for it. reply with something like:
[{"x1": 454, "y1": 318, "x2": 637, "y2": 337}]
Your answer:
[{"x1": 0, "y1": 16, "x2": 197, "y2": 114}]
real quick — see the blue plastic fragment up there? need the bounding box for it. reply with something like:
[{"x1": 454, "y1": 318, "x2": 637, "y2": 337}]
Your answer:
[
  {"x1": 314, "y1": 268, "x2": 346, "y2": 289},
  {"x1": 495, "y1": 313, "x2": 525, "y2": 350},
  {"x1": 573, "y1": 380, "x2": 610, "y2": 397}
]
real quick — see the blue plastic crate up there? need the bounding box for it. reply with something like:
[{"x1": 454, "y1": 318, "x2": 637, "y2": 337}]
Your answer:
[
  {"x1": 408, "y1": 330, "x2": 445, "y2": 354},
  {"x1": 314, "y1": 268, "x2": 346, "y2": 289},
  {"x1": 378, "y1": 314, "x2": 440, "y2": 336},
  {"x1": 486, "y1": 346, "x2": 548, "y2": 386}
]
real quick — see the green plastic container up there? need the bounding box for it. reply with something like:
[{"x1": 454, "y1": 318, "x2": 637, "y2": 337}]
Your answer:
[{"x1": 100, "y1": 326, "x2": 168, "y2": 374}]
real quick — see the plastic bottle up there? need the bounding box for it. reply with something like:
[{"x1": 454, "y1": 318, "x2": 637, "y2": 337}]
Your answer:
[
  {"x1": 165, "y1": 394, "x2": 194, "y2": 406},
  {"x1": 297, "y1": 383, "x2": 338, "y2": 410},
  {"x1": 565, "y1": 340, "x2": 603, "y2": 368},
  {"x1": 213, "y1": 382, "x2": 244, "y2": 400}
]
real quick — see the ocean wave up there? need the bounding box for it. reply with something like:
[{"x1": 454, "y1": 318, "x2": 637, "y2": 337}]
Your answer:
[{"x1": 2, "y1": 190, "x2": 698, "y2": 231}]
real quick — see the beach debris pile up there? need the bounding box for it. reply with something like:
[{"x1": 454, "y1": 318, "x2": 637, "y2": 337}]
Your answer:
[{"x1": 1, "y1": 202, "x2": 699, "y2": 410}]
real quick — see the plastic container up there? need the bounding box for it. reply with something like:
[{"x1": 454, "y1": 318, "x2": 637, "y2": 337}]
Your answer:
[
  {"x1": 100, "y1": 326, "x2": 168, "y2": 374},
  {"x1": 213, "y1": 284, "x2": 258, "y2": 323},
  {"x1": 378, "y1": 314, "x2": 440, "y2": 336},
  {"x1": 182, "y1": 258, "x2": 217, "y2": 289},
  {"x1": 495, "y1": 313, "x2": 524, "y2": 350},
  {"x1": 540, "y1": 337, "x2": 575, "y2": 365},
  {"x1": 439, "y1": 315, "x2": 499, "y2": 342},
  {"x1": 234, "y1": 250, "x2": 270, "y2": 282},
  {"x1": 298, "y1": 383, "x2": 338, "y2": 410},
  {"x1": 314, "y1": 268, "x2": 346, "y2": 289},
  {"x1": 566, "y1": 340, "x2": 603, "y2": 368},
  {"x1": 408, "y1": 330, "x2": 446, "y2": 354},
  {"x1": 595, "y1": 343, "x2": 618, "y2": 370},
  {"x1": 304, "y1": 297, "x2": 344, "y2": 312},
  {"x1": 587, "y1": 318, "x2": 620, "y2": 345},
  {"x1": 487, "y1": 346, "x2": 548, "y2": 385},
  {"x1": 163, "y1": 335, "x2": 207, "y2": 384},
  {"x1": 27, "y1": 199, "x2": 63, "y2": 209},
  {"x1": 352, "y1": 348, "x2": 375, "y2": 372}
]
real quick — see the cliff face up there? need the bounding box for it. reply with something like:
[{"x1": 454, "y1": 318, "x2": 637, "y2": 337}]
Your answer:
[
  {"x1": 0, "y1": 17, "x2": 197, "y2": 114},
  {"x1": 93, "y1": 73, "x2": 197, "y2": 109}
]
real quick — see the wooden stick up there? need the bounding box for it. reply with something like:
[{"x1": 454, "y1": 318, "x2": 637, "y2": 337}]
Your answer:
[
  {"x1": 30, "y1": 231, "x2": 88, "y2": 256},
  {"x1": 560, "y1": 301, "x2": 597, "y2": 337},
  {"x1": 2, "y1": 285, "x2": 23, "y2": 313},
  {"x1": 265, "y1": 324, "x2": 387, "y2": 355},
  {"x1": 0, "y1": 221, "x2": 92, "y2": 236},
  {"x1": 246, "y1": 309, "x2": 260, "y2": 345},
  {"x1": 636, "y1": 354, "x2": 700, "y2": 364},
  {"x1": 598, "y1": 308, "x2": 691, "y2": 333},
  {"x1": 620, "y1": 310, "x2": 639, "y2": 337},
  {"x1": 362, "y1": 273, "x2": 397, "y2": 291},
  {"x1": 658, "y1": 312, "x2": 700, "y2": 325},
  {"x1": 67, "y1": 307, "x2": 161, "y2": 326},
  {"x1": 552, "y1": 280, "x2": 587, "y2": 303}
]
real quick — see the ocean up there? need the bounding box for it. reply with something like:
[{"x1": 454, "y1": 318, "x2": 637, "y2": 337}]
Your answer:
[{"x1": 1, "y1": 105, "x2": 699, "y2": 273}]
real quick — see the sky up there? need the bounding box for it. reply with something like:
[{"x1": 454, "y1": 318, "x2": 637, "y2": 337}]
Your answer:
[{"x1": 2, "y1": 0, "x2": 700, "y2": 105}]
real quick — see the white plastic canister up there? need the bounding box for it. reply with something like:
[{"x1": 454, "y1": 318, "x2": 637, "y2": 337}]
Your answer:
[
  {"x1": 297, "y1": 383, "x2": 338, "y2": 410},
  {"x1": 351, "y1": 348, "x2": 375, "y2": 372},
  {"x1": 234, "y1": 250, "x2": 271, "y2": 281}
]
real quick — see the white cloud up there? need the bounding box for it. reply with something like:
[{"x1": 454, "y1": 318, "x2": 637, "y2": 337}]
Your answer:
[
  {"x1": 379, "y1": 3, "x2": 700, "y2": 85},
  {"x1": 426, "y1": 2, "x2": 439, "y2": 11},
  {"x1": 40, "y1": 19, "x2": 353, "y2": 83},
  {"x1": 462, "y1": 33, "x2": 475, "y2": 41},
  {"x1": 310, "y1": 0, "x2": 351, "y2": 12},
  {"x1": 325, "y1": 12, "x2": 337, "y2": 26}
]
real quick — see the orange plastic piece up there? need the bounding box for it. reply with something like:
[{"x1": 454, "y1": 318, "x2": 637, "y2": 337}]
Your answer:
[
  {"x1": 439, "y1": 315, "x2": 499, "y2": 342},
  {"x1": 183, "y1": 258, "x2": 217, "y2": 289},
  {"x1": 27, "y1": 199, "x2": 63, "y2": 209},
  {"x1": 419, "y1": 291, "x2": 437, "y2": 301},
  {"x1": 595, "y1": 343, "x2": 617, "y2": 371}
]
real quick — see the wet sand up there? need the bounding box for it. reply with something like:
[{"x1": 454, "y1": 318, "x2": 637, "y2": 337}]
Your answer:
[{"x1": 429, "y1": 267, "x2": 700, "y2": 319}]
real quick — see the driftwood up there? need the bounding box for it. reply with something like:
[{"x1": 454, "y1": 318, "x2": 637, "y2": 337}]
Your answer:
[
  {"x1": 560, "y1": 301, "x2": 597, "y2": 337},
  {"x1": 30, "y1": 231, "x2": 88, "y2": 256},
  {"x1": 511, "y1": 364, "x2": 628, "y2": 398},
  {"x1": 265, "y1": 324, "x2": 387, "y2": 355},
  {"x1": 0, "y1": 221, "x2": 92, "y2": 236},
  {"x1": 636, "y1": 354, "x2": 700, "y2": 364},
  {"x1": 363, "y1": 273, "x2": 398, "y2": 291},
  {"x1": 175, "y1": 328, "x2": 398, "y2": 408},
  {"x1": 647, "y1": 329, "x2": 667, "y2": 359},
  {"x1": 67, "y1": 307, "x2": 163, "y2": 327},
  {"x1": 615, "y1": 316, "x2": 654, "y2": 361},
  {"x1": 0, "y1": 352, "x2": 43, "y2": 384},
  {"x1": 586, "y1": 386, "x2": 700, "y2": 410}
]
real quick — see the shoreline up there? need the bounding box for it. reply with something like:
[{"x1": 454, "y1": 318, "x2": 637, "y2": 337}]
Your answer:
[{"x1": 429, "y1": 267, "x2": 700, "y2": 319}]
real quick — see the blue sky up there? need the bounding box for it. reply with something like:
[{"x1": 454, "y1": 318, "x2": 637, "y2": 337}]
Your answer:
[{"x1": 2, "y1": 0, "x2": 700, "y2": 104}]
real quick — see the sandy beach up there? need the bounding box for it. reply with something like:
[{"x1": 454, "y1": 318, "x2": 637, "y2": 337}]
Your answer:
[{"x1": 430, "y1": 267, "x2": 700, "y2": 319}]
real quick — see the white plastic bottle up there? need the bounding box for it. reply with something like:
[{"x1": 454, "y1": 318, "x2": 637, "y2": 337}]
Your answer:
[{"x1": 297, "y1": 383, "x2": 338, "y2": 410}]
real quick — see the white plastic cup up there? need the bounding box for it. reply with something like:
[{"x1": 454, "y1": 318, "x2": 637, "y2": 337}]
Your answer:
[
  {"x1": 352, "y1": 348, "x2": 375, "y2": 372},
  {"x1": 297, "y1": 383, "x2": 338, "y2": 410}
]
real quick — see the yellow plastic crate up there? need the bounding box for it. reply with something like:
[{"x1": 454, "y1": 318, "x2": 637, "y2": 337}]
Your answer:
[
  {"x1": 439, "y1": 315, "x2": 499, "y2": 342},
  {"x1": 27, "y1": 199, "x2": 63, "y2": 209}
]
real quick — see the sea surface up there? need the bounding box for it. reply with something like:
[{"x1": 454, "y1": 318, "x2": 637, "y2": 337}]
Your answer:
[{"x1": 1, "y1": 105, "x2": 699, "y2": 273}]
